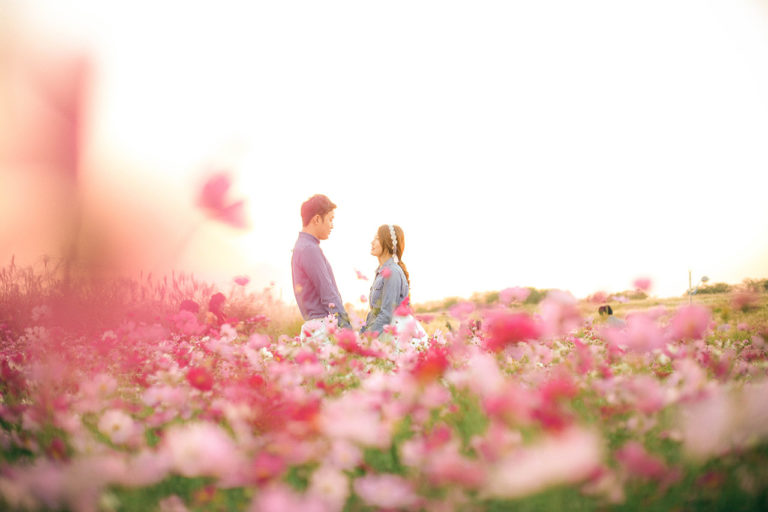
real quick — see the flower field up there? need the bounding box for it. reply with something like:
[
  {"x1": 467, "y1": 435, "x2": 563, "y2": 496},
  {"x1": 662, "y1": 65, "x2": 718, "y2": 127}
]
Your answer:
[{"x1": 1, "y1": 265, "x2": 767, "y2": 511}]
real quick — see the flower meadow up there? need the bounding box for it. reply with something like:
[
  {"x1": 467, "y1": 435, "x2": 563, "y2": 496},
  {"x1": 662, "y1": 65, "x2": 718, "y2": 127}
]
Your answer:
[{"x1": 1, "y1": 265, "x2": 768, "y2": 512}]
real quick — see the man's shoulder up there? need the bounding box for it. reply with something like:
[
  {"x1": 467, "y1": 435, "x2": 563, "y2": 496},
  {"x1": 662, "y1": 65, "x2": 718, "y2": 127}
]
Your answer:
[{"x1": 293, "y1": 236, "x2": 322, "y2": 260}]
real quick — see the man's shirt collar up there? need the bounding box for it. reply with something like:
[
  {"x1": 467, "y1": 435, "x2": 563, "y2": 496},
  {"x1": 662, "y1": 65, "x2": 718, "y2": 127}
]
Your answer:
[{"x1": 299, "y1": 231, "x2": 320, "y2": 245}]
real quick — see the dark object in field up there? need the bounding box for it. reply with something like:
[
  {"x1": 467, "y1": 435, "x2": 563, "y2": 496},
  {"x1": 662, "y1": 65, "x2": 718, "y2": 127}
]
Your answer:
[{"x1": 598, "y1": 305, "x2": 613, "y2": 316}]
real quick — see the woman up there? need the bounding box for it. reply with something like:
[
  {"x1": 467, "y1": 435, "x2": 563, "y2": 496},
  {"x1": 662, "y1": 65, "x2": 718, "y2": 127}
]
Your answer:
[{"x1": 361, "y1": 224, "x2": 429, "y2": 350}]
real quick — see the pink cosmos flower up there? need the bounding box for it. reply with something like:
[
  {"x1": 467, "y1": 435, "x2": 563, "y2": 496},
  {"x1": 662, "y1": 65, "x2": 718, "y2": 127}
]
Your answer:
[
  {"x1": 336, "y1": 329, "x2": 382, "y2": 358},
  {"x1": 678, "y1": 386, "x2": 731, "y2": 459},
  {"x1": 355, "y1": 269, "x2": 369, "y2": 280},
  {"x1": 426, "y1": 444, "x2": 486, "y2": 489},
  {"x1": 482, "y1": 310, "x2": 541, "y2": 352},
  {"x1": 328, "y1": 439, "x2": 363, "y2": 470},
  {"x1": 251, "y1": 452, "x2": 286, "y2": 484},
  {"x1": 294, "y1": 350, "x2": 319, "y2": 365},
  {"x1": 308, "y1": 465, "x2": 350, "y2": 512},
  {"x1": 668, "y1": 305, "x2": 711, "y2": 341},
  {"x1": 120, "y1": 450, "x2": 172, "y2": 487},
  {"x1": 483, "y1": 381, "x2": 536, "y2": 425},
  {"x1": 633, "y1": 277, "x2": 652, "y2": 292},
  {"x1": 157, "y1": 495, "x2": 189, "y2": 512},
  {"x1": 448, "y1": 301, "x2": 475, "y2": 320},
  {"x1": 539, "y1": 290, "x2": 582, "y2": 338},
  {"x1": 462, "y1": 350, "x2": 506, "y2": 395},
  {"x1": 601, "y1": 313, "x2": 666, "y2": 353},
  {"x1": 628, "y1": 375, "x2": 666, "y2": 414},
  {"x1": 353, "y1": 474, "x2": 419, "y2": 509},
  {"x1": 163, "y1": 422, "x2": 242, "y2": 479},
  {"x1": 499, "y1": 287, "x2": 530, "y2": 305},
  {"x1": 616, "y1": 441, "x2": 669, "y2": 480},
  {"x1": 360, "y1": 294, "x2": 367, "y2": 303},
  {"x1": 172, "y1": 310, "x2": 206, "y2": 336},
  {"x1": 484, "y1": 427, "x2": 603, "y2": 498},
  {"x1": 249, "y1": 484, "x2": 326, "y2": 512},
  {"x1": 587, "y1": 291, "x2": 608, "y2": 304},
  {"x1": 186, "y1": 366, "x2": 214, "y2": 391},
  {"x1": 394, "y1": 297, "x2": 412, "y2": 316},
  {"x1": 381, "y1": 267, "x2": 392, "y2": 279},
  {"x1": 411, "y1": 345, "x2": 449, "y2": 384},
  {"x1": 248, "y1": 333, "x2": 271, "y2": 349},
  {"x1": 320, "y1": 393, "x2": 391, "y2": 448},
  {"x1": 197, "y1": 172, "x2": 248, "y2": 229},
  {"x1": 97, "y1": 409, "x2": 137, "y2": 445},
  {"x1": 234, "y1": 275, "x2": 250, "y2": 286}
]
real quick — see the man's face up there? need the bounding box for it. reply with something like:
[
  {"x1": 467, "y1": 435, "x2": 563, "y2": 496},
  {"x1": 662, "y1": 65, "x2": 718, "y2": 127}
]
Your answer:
[{"x1": 317, "y1": 210, "x2": 335, "y2": 240}]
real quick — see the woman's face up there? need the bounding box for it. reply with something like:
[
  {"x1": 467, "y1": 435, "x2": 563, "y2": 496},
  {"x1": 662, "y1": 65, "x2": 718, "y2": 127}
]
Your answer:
[{"x1": 371, "y1": 234, "x2": 384, "y2": 258}]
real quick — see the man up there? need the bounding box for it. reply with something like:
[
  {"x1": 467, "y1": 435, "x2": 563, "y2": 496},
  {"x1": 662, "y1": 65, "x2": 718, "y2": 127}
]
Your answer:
[{"x1": 291, "y1": 195, "x2": 351, "y2": 339}]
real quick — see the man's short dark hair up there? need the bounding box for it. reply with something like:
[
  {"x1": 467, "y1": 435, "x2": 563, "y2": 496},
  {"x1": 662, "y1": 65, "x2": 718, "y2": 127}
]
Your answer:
[{"x1": 301, "y1": 194, "x2": 336, "y2": 227}]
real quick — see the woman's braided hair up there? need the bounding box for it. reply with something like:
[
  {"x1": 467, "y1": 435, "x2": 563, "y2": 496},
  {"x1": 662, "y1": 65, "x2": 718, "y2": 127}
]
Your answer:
[{"x1": 377, "y1": 224, "x2": 409, "y2": 286}]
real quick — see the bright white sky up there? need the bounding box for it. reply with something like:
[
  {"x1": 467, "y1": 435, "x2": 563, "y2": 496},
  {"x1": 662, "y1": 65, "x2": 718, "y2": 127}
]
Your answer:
[{"x1": 11, "y1": 0, "x2": 768, "y2": 304}]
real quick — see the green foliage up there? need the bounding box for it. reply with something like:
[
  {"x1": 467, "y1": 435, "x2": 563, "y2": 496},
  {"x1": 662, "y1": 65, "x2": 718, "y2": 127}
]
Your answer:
[
  {"x1": 524, "y1": 287, "x2": 549, "y2": 305},
  {"x1": 442, "y1": 297, "x2": 459, "y2": 309},
  {"x1": 696, "y1": 282, "x2": 733, "y2": 294},
  {"x1": 284, "y1": 463, "x2": 317, "y2": 491},
  {"x1": 363, "y1": 445, "x2": 405, "y2": 475},
  {"x1": 110, "y1": 476, "x2": 233, "y2": 512},
  {"x1": 445, "y1": 387, "x2": 489, "y2": 449},
  {"x1": 484, "y1": 486, "x2": 597, "y2": 512}
]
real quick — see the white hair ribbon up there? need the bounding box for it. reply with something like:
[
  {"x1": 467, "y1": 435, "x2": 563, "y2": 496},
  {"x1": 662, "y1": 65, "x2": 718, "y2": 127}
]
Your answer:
[{"x1": 388, "y1": 224, "x2": 399, "y2": 263}]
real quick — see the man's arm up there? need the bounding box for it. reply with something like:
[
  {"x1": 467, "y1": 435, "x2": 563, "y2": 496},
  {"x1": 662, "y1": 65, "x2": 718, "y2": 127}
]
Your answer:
[{"x1": 299, "y1": 245, "x2": 350, "y2": 326}]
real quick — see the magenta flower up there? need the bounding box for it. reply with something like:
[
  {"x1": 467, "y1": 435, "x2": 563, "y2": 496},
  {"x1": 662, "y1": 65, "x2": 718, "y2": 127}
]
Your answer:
[
  {"x1": 395, "y1": 297, "x2": 412, "y2": 316},
  {"x1": 234, "y1": 275, "x2": 250, "y2": 286},
  {"x1": 186, "y1": 366, "x2": 214, "y2": 391},
  {"x1": 197, "y1": 172, "x2": 248, "y2": 229},
  {"x1": 482, "y1": 310, "x2": 541, "y2": 352},
  {"x1": 251, "y1": 452, "x2": 286, "y2": 484},
  {"x1": 355, "y1": 269, "x2": 369, "y2": 280},
  {"x1": 411, "y1": 345, "x2": 449, "y2": 385}
]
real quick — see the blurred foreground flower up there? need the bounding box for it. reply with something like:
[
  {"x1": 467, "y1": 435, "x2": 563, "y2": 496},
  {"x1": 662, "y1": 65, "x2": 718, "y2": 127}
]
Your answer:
[
  {"x1": 499, "y1": 287, "x2": 530, "y2": 305},
  {"x1": 668, "y1": 305, "x2": 711, "y2": 341},
  {"x1": 678, "y1": 379, "x2": 768, "y2": 460},
  {"x1": 197, "y1": 173, "x2": 248, "y2": 229},
  {"x1": 633, "y1": 278, "x2": 652, "y2": 292},
  {"x1": 484, "y1": 427, "x2": 603, "y2": 498},
  {"x1": 234, "y1": 275, "x2": 250, "y2": 286},
  {"x1": 482, "y1": 310, "x2": 541, "y2": 352}
]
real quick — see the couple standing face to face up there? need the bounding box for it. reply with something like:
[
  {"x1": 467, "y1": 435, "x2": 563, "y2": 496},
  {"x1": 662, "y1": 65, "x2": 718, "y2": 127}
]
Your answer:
[{"x1": 292, "y1": 194, "x2": 409, "y2": 336}]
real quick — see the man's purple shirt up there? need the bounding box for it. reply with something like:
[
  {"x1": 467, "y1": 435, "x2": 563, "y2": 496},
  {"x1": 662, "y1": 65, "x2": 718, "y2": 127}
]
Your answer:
[{"x1": 291, "y1": 232, "x2": 350, "y2": 327}]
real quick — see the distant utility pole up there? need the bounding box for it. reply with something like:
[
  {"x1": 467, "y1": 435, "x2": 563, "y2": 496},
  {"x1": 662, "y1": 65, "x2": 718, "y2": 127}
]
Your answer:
[
  {"x1": 687, "y1": 270, "x2": 709, "y2": 305},
  {"x1": 689, "y1": 269, "x2": 692, "y2": 305}
]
